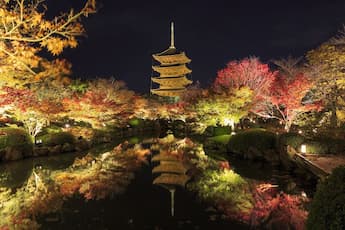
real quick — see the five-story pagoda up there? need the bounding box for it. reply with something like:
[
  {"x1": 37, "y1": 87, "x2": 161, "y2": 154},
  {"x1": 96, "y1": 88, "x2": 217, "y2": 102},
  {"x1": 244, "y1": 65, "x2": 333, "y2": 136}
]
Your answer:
[{"x1": 150, "y1": 22, "x2": 192, "y2": 99}]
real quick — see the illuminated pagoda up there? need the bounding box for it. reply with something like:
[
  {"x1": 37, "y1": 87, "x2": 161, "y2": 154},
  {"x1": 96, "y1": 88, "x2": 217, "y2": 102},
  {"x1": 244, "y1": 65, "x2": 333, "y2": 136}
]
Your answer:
[{"x1": 150, "y1": 22, "x2": 192, "y2": 98}]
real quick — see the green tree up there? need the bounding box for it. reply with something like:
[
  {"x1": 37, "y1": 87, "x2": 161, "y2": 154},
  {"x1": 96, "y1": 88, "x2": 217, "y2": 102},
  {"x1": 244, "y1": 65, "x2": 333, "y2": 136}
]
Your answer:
[
  {"x1": 307, "y1": 33, "x2": 345, "y2": 127},
  {"x1": 307, "y1": 167, "x2": 345, "y2": 230},
  {"x1": 194, "y1": 87, "x2": 253, "y2": 133}
]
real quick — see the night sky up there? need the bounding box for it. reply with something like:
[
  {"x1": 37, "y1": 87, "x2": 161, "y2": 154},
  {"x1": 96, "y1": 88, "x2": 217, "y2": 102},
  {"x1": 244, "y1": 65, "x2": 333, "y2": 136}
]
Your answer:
[{"x1": 57, "y1": 0, "x2": 345, "y2": 93}]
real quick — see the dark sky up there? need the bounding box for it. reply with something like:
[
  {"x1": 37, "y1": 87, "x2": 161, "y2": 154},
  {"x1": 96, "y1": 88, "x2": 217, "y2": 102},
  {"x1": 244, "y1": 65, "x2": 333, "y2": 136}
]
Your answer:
[{"x1": 56, "y1": 0, "x2": 345, "y2": 93}]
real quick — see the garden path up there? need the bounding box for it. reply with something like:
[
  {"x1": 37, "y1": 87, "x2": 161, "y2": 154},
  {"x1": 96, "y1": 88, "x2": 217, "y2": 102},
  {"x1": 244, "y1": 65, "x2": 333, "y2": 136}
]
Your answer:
[{"x1": 295, "y1": 153, "x2": 345, "y2": 178}]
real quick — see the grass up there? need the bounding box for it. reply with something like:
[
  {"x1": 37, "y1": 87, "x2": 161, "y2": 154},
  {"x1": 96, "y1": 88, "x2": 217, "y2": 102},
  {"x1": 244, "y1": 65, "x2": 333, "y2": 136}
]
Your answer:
[
  {"x1": 208, "y1": 134, "x2": 231, "y2": 144},
  {"x1": 228, "y1": 128, "x2": 276, "y2": 154}
]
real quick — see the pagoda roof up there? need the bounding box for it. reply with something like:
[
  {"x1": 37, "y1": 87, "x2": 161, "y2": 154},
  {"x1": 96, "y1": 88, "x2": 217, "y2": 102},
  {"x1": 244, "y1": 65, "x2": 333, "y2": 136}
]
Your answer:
[
  {"x1": 153, "y1": 173, "x2": 190, "y2": 187},
  {"x1": 154, "y1": 47, "x2": 180, "y2": 56},
  {"x1": 153, "y1": 51, "x2": 191, "y2": 66},
  {"x1": 151, "y1": 76, "x2": 192, "y2": 87},
  {"x1": 151, "y1": 88, "x2": 186, "y2": 97},
  {"x1": 151, "y1": 153, "x2": 180, "y2": 162},
  {"x1": 152, "y1": 64, "x2": 192, "y2": 77},
  {"x1": 152, "y1": 161, "x2": 189, "y2": 174}
]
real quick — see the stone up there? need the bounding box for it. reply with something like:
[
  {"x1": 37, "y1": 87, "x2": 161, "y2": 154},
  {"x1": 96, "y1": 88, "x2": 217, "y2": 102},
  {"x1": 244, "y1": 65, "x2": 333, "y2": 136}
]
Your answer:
[
  {"x1": 33, "y1": 147, "x2": 49, "y2": 156},
  {"x1": 62, "y1": 143, "x2": 74, "y2": 152},
  {"x1": 48, "y1": 145, "x2": 62, "y2": 155},
  {"x1": 75, "y1": 139, "x2": 90, "y2": 151}
]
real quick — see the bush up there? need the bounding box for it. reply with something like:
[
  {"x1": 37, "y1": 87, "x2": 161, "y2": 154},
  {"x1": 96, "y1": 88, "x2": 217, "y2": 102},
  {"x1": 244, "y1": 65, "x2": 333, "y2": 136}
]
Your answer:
[
  {"x1": 228, "y1": 128, "x2": 276, "y2": 154},
  {"x1": 277, "y1": 132, "x2": 305, "y2": 150},
  {"x1": 214, "y1": 126, "x2": 231, "y2": 136},
  {"x1": 38, "y1": 125, "x2": 63, "y2": 136},
  {"x1": 307, "y1": 166, "x2": 345, "y2": 230},
  {"x1": 0, "y1": 127, "x2": 32, "y2": 148},
  {"x1": 189, "y1": 169, "x2": 254, "y2": 214},
  {"x1": 39, "y1": 132, "x2": 75, "y2": 147},
  {"x1": 306, "y1": 136, "x2": 345, "y2": 155},
  {"x1": 203, "y1": 126, "x2": 231, "y2": 137},
  {"x1": 128, "y1": 118, "x2": 142, "y2": 127},
  {"x1": 304, "y1": 140, "x2": 328, "y2": 154},
  {"x1": 0, "y1": 128, "x2": 33, "y2": 159}
]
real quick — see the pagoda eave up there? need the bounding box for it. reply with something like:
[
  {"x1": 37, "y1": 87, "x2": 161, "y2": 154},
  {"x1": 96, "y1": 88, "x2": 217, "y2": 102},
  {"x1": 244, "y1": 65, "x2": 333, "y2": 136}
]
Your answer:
[
  {"x1": 151, "y1": 76, "x2": 192, "y2": 87},
  {"x1": 152, "y1": 52, "x2": 191, "y2": 66},
  {"x1": 151, "y1": 88, "x2": 186, "y2": 97},
  {"x1": 152, "y1": 65, "x2": 192, "y2": 77}
]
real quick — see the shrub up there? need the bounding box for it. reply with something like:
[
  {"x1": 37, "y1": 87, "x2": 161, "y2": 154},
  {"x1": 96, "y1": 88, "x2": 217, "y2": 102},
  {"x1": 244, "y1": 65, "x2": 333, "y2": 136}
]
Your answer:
[
  {"x1": 128, "y1": 118, "x2": 142, "y2": 127},
  {"x1": 306, "y1": 166, "x2": 345, "y2": 230},
  {"x1": 228, "y1": 128, "x2": 276, "y2": 154},
  {"x1": 0, "y1": 128, "x2": 32, "y2": 148},
  {"x1": 189, "y1": 169, "x2": 254, "y2": 214},
  {"x1": 214, "y1": 126, "x2": 231, "y2": 136},
  {"x1": 0, "y1": 128, "x2": 33, "y2": 159},
  {"x1": 277, "y1": 132, "x2": 305, "y2": 150},
  {"x1": 304, "y1": 140, "x2": 328, "y2": 154},
  {"x1": 307, "y1": 136, "x2": 345, "y2": 155},
  {"x1": 39, "y1": 132, "x2": 75, "y2": 147}
]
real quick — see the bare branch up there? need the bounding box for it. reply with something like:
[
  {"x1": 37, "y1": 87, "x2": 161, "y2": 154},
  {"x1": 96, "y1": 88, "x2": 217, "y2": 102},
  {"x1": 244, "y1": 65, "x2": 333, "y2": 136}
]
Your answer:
[
  {"x1": 272, "y1": 56, "x2": 303, "y2": 77},
  {"x1": 329, "y1": 25, "x2": 345, "y2": 45}
]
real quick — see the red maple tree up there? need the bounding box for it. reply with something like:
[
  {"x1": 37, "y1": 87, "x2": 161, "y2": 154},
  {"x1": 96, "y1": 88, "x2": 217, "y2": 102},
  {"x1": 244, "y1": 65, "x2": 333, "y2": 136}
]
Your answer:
[
  {"x1": 214, "y1": 57, "x2": 278, "y2": 116},
  {"x1": 214, "y1": 57, "x2": 277, "y2": 95},
  {"x1": 0, "y1": 87, "x2": 37, "y2": 112},
  {"x1": 268, "y1": 73, "x2": 322, "y2": 131}
]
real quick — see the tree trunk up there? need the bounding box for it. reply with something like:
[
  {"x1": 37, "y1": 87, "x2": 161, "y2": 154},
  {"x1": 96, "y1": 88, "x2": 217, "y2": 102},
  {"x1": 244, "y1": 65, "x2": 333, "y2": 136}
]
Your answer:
[{"x1": 330, "y1": 99, "x2": 338, "y2": 128}]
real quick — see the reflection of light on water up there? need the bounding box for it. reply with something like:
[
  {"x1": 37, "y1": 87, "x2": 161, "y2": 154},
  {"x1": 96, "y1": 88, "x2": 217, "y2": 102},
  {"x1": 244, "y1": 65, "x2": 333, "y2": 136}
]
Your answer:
[{"x1": 0, "y1": 172, "x2": 9, "y2": 184}]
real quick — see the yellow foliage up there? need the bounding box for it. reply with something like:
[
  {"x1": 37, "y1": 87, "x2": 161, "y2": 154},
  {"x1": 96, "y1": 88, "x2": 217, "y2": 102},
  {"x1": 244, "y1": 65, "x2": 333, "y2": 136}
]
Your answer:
[
  {"x1": 0, "y1": 0, "x2": 97, "y2": 87},
  {"x1": 336, "y1": 110, "x2": 345, "y2": 122}
]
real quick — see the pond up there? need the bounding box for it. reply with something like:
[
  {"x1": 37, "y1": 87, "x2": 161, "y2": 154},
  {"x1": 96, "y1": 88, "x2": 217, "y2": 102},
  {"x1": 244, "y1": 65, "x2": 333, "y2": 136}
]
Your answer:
[{"x1": 0, "y1": 135, "x2": 314, "y2": 229}]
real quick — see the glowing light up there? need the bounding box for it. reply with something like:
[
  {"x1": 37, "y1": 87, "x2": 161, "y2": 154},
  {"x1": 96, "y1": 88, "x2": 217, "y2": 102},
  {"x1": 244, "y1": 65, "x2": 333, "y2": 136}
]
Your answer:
[
  {"x1": 223, "y1": 118, "x2": 234, "y2": 127},
  {"x1": 231, "y1": 131, "x2": 236, "y2": 135},
  {"x1": 301, "y1": 191, "x2": 307, "y2": 198},
  {"x1": 65, "y1": 124, "x2": 70, "y2": 128},
  {"x1": 35, "y1": 139, "x2": 42, "y2": 144},
  {"x1": 301, "y1": 144, "x2": 307, "y2": 154},
  {"x1": 298, "y1": 130, "x2": 302, "y2": 134}
]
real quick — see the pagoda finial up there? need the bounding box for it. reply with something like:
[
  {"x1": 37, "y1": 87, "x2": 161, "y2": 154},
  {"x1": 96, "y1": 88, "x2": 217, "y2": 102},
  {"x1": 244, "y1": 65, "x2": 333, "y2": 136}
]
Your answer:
[{"x1": 170, "y1": 22, "x2": 175, "y2": 49}]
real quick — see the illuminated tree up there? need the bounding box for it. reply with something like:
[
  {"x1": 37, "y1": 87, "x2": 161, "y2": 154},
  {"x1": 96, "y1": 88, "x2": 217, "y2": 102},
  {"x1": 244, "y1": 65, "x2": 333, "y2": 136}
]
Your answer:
[
  {"x1": 307, "y1": 29, "x2": 345, "y2": 127},
  {"x1": 214, "y1": 57, "x2": 277, "y2": 118},
  {"x1": 0, "y1": 86, "x2": 36, "y2": 112},
  {"x1": 269, "y1": 73, "x2": 322, "y2": 132},
  {"x1": 0, "y1": 0, "x2": 96, "y2": 87},
  {"x1": 21, "y1": 111, "x2": 48, "y2": 142},
  {"x1": 194, "y1": 87, "x2": 253, "y2": 133},
  {"x1": 62, "y1": 79, "x2": 137, "y2": 128},
  {"x1": 0, "y1": 86, "x2": 52, "y2": 140}
]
